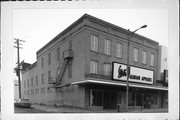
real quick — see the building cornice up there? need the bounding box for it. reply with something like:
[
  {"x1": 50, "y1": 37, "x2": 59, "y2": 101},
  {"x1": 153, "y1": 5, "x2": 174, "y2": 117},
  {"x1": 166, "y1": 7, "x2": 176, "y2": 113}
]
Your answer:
[{"x1": 36, "y1": 14, "x2": 159, "y2": 56}]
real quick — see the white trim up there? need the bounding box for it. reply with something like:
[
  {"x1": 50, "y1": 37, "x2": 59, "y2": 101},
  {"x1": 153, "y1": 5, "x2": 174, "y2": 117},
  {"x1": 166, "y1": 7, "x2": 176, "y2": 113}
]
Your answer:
[
  {"x1": 71, "y1": 79, "x2": 168, "y2": 91},
  {"x1": 71, "y1": 80, "x2": 127, "y2": 86},
  {"x1": 129, "y1": 83, "x2": 168, "y2": 91}
]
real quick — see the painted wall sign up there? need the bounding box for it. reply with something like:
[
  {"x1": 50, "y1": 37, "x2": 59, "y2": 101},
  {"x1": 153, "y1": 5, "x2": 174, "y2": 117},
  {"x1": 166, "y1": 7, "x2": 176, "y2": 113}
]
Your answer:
[{"x1": 113, "y1": 62, "x2": 154, "y2": 84}]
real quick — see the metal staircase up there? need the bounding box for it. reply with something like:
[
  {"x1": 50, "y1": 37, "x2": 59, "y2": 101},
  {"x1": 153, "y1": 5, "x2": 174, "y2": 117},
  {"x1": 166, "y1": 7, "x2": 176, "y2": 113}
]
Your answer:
[{"x1": 56, "y1": 49, "x2": 74, "y2": 85}]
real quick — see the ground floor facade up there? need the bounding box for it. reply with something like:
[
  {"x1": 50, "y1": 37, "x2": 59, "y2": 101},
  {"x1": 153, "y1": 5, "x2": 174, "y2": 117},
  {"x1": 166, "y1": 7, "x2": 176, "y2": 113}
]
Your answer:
[
  {"x1": 84, "y1": 84, "x2": 168, "y2": 111},
  {"x1": 24, "y1": 79, "x2": 168, "y2": 111}
]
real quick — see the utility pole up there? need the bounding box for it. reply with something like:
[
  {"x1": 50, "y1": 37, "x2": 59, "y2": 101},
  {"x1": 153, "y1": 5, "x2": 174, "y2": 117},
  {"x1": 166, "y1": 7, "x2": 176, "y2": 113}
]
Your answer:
[
  {"x1": 125, "y1": 25, "x2": 147, "y2": 112},
  {"x1": 14, "y1": 38, "x2": 25, "y2": 99}
]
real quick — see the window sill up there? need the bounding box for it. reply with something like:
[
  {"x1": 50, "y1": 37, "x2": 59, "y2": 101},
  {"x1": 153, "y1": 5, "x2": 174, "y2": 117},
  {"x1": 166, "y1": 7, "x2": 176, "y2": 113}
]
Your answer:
[
  {"x1": 103, "y1": 53, "x2": 111, "y2": 57},
  {"x1": 90, "y1": 50, "x2": 99, "y2": 54}
]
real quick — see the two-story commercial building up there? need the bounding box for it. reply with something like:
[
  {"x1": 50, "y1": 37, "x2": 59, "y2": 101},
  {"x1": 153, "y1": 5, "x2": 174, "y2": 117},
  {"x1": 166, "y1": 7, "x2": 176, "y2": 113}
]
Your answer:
[{"x1": 21, "y1": 14, "x2": 168, "y2": 111}]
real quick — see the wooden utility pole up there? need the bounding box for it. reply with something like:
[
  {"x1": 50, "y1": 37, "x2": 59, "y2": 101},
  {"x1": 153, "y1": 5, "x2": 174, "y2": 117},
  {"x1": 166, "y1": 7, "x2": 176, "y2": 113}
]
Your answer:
[{"x1": 14, "y1": 38, "x2": 25, "y2": 99}]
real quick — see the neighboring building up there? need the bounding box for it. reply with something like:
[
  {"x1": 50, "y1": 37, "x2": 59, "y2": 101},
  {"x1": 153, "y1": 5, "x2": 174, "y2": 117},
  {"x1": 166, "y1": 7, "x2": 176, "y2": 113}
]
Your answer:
[
  {"x1": 157, "y1": 45, "x2": 168, "y2": 108},
  {"x1": 21, "y1": 14, "x2": 168, "y2": 110},
  {"x1": 14, "y1": 80, "x2": 19, "y2": 100},
  {"x1": 158, "y1": 45, "x2": 168, "y2": 72}
]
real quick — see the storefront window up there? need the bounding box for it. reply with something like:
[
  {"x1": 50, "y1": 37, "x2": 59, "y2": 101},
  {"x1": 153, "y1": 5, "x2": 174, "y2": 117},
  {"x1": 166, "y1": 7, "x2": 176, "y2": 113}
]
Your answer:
[
  {"x1": 128, "y1": 93, "x2": 135, "y2": 106},
  {"x1": 90, "y1": 90, "x2": 103, "y2": 106},
  {"x1": 151, "y1": 94, "x2": 158, "y2": 105}
]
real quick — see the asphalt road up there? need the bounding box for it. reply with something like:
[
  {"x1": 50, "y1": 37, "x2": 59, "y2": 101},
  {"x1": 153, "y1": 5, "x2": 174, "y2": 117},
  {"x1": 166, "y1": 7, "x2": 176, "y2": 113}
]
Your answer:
[{"x1": 15, "y1": 107, "x2": 48, "y2": 113}]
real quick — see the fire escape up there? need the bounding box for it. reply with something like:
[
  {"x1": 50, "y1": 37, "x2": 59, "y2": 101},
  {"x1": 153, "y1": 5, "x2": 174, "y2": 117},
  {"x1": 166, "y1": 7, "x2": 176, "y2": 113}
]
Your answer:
[{"x1": 48, "y1": 49, "x2": 74, "y2": 88}]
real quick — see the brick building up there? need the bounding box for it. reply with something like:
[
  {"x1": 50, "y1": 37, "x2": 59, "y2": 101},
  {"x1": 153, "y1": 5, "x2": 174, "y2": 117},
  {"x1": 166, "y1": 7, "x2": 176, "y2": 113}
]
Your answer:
[{"x1": 21, "y1": 14, "x2": 168, "y2": 110}]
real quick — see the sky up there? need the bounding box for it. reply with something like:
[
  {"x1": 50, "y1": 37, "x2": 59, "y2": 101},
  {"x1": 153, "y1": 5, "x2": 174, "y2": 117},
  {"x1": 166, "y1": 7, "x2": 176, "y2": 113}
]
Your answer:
[{"x1": 13, "y1": 8, "x2": 168, "y2": 65}]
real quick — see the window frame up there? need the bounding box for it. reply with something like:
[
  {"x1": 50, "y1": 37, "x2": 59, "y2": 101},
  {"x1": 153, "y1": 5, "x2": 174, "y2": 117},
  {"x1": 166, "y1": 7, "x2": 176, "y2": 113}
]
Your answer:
[
  {"x1": 36, "y1": 75, "x2": 38, "y2": 86},
  {"x1": 24, "y1": 80, "x2": 26, "y2": 88},
  {"x1": 41, "y1": 57, "x2": 44, "y2": 69},
  {"x1": 150, "y1": 53, "x2": 155, "y2": 66},
  {"x1": 41, "y1": 73, "x2": 44, "y2": 85},
  {"x1": 104, "y1": 63, "x2": 111, "y2": 76},
  {"x1": 142, "y1": 50, "x2": 147, "y2": 64},
  {"x1": 48, "y1": 53, "x2": 51, "y2": 65},
  {"x1": 90, "y1": 60, "x2": 98, "y2": 74},
  {"x1": 104, "y1": 39, "x2": 111, "y2": 55},
  {"x1": 91, "y1": 34, "x2": 99, "y2": 52},
  {"x1": 27, "y1": 79, "x2": 29, "y2": 88},
  {"x1": 133, "y1": 47, "x2": 139, "y2": 62},
  {"x1": 31, "y1": 77, "x2": 33, "y2": 87},
  {"x1": 48, "y1": 70, "x2": 51, "y2": 83},
  {"x1": 116, "y1": 42, "x2": 123, "y2": 58}
]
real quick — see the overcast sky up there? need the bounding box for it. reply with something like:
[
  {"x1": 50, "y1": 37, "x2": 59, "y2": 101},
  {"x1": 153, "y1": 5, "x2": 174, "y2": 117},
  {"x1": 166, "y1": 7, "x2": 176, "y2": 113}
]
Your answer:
[{"x1": 13, "y1": 8, "x2": 168, "y2": 65}]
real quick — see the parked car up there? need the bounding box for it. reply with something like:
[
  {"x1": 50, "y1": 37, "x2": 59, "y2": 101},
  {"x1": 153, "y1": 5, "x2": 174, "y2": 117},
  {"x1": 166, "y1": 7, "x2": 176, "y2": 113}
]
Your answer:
[{"x1": 14, "y1": 99, "x2": 31, "y2": 108}]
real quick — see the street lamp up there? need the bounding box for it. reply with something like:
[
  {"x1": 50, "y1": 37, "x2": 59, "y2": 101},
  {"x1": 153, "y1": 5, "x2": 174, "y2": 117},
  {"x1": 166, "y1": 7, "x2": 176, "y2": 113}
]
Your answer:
[{"x1": 125, "y1": 25, "x2": 147, "y2": 112}]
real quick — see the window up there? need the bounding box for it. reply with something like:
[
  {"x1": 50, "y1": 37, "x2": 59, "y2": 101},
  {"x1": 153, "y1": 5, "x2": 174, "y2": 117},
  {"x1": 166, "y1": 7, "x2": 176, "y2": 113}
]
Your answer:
[
  {"x1": 41, "y1": 87, "x2": 45, "y2": 94},
  {"x1": 90, "y1": 90, "x2": 103, "y2": 106},
  {"x1": 41, "y1": 57, "x2": 44, "y2": 69},
  {"x1": 104, "y1": 64, "x2": 110, "y2": 76},
  {"x1": 91, "y1": 35, "x2": 98, "y2": 52},
  {"x1": 48, "y1": 53, "x2": 51, "y2": 65},
  {"x1": 27, "y1": 90, "x2": 30, "y2": 96},
  {"x1": 133, "y1": 48, "x2": 139, "y2": 62},
  {"x1": 36, "y1": 76, "x2": 38, "y2": 86},
  {"x1": 128, "y1": 92, "x2": 135, "y2": 106},
  {"x1": 48, "y1": 70, "x2": 51, "y2": 83},
  {"x1": 41, "y1": 73, "x2": 44, "y2": 84},
  {"x1": 27, "y1": 79, "x2": 29, "y2": 88},
  {"x1": 57, "y1": 47, "x2": 60, "y2": 61},
  {"x1": 35, "y1": 88, "x2": 39, "y2": 94},
  {"x1": 24, "y1": 80, "x2": 26, "y2": 88},
  {"x1": 104, "y1": 39, "x2": 111, "y2": 55},
  {"x1": 142, "y1": 51, "x2": 147, "y2": 64},
  {"x1": 31, "y1": 89, "x2": 34, "y2": 95},
  {"x1": 116, "y1": 43, "x2": 123, "y2": 58},
  {"x1": 31, "y1": 78, "x2": 33, "y2": 87},
  {"x1": 150, "y1": 53, "x2": 155, "y2": 66},
  {"x1": 90, "y1": 61, "x2": 98, "y2": 74}
]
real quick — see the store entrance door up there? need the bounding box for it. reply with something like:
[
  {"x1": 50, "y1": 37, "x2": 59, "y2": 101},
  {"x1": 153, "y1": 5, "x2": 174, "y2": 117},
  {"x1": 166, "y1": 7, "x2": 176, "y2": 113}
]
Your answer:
[{"x1": 103, "y1": 91, "x2": 117, "y2": 109}]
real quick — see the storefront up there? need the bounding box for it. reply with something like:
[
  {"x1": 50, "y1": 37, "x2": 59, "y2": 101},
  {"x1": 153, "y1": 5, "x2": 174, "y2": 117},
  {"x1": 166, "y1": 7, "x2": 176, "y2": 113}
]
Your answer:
[{"x1": 72, "y1": 62, "x2": 168, "y2": 110}]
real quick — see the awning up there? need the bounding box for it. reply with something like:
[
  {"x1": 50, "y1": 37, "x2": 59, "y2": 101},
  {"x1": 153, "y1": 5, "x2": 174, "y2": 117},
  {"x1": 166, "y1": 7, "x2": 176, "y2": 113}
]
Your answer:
[{"x1": 71, "y1": 79, "x2": 168, "y2": 91}]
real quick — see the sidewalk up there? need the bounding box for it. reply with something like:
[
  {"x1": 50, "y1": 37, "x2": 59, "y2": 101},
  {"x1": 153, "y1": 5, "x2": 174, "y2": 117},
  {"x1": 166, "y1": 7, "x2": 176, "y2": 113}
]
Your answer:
[
  {"x1": 31, "y1": 104, "x2": 92, "y2": 113},
  {"x1": 31, "y1": 104, "x2": 168, "y2": 113}
]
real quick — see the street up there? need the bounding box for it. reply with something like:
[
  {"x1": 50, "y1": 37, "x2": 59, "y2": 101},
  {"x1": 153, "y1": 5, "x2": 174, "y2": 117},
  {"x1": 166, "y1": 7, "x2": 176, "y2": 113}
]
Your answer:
[{"x1": 14, "y1": 107, "x2": 49, "y2": 113}]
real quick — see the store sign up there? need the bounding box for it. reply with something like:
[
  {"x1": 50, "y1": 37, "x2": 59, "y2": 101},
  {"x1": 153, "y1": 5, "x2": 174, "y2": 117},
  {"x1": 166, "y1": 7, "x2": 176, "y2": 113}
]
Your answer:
[{"x1": 113, "y1": 62, "x2": 154, "y2": 84}]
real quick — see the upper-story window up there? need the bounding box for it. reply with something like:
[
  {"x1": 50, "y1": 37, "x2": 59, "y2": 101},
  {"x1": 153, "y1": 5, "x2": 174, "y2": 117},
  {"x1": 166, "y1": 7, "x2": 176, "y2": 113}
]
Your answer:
[
  {"x1": 48, "y1": 53, "x2": 51, "y2": 65},
  {"x1": 41, "y1": 57, "x2": 44, "y2": 69},
  {"x1": 48, "y1": 70, "x2": 51, "y2": 83},
  {"x1": 150, "y1": 53, "x2": 155, "y2": 66},
  {"x1": 142, "y1": 51, "x2": 147, "y2": 64},
  {"x1": 24, "y1": 80, "x2": 26, "y2": 89},
  {"x1": 90, "y1": 60, "x2": 98, "y2": 74},
  {"x1": 27, "y1": 79, "x2": 29, "y2": 88},
  {"x1": 133, "y1": 48, "x2": 139, "y2": 62},
  {"x1": 31, "y1": 78, "x2": 33, "y2": 87},
  {"x1": 91, "y1": 35, "x2": 98, "y2": 52},
  {"x1": 116, "y1": 43, "x2": 123, "y2": 58},
  {"x1": 36, "y1": 75, "x2": 38, "y2": 86},
  {"x1": 104, "y1": 39, "x2": 111, "y2": 55},
  {"x1": 41, "y1": 73, "x2": 44, "y2": 85},
  {"x1": 57, "y1": 47, "x2": 60, "y2": 61},
  {"x1": 104, "y1": 63, "x2": 111, "y2": 76}
]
